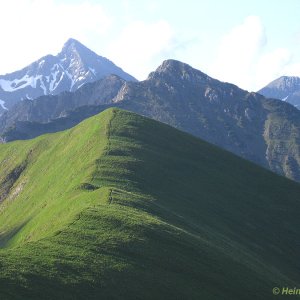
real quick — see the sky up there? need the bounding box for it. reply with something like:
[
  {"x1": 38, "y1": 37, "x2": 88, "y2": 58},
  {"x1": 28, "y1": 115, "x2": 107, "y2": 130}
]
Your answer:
[{"x1": 0, "y1": 0, "x2": 300, "y2": 91}]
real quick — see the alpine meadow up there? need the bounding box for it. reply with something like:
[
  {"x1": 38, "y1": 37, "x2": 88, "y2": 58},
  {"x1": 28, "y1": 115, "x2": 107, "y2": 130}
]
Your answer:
[{"x1": 0, "y1": 108, "x2": 299, "y2": 299}]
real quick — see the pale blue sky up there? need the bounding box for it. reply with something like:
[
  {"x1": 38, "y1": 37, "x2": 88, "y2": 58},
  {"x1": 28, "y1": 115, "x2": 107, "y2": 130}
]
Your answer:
[{"x1": 0, "y1": 0, "x2": 299, "y2": 91}]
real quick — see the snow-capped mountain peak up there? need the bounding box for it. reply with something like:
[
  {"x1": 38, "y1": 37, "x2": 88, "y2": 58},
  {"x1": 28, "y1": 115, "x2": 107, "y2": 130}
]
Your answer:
[{"x1": 0, "y1": 38, "x2": 136, "y2": 112}]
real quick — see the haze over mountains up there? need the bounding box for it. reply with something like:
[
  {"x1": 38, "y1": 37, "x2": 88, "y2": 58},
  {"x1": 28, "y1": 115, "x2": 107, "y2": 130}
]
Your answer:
[
  {"x1": 2, "y1": 54, "x2": 300, "y2": 182},
  {"x1": 0, "y1": 108, "x2": 299, "y2": 299},
  {"x1": 259, "y1": 76, "x2": 300, "y2": 109},
  {"x1": 0, "y1": 38, "x2": 135, "y2": 112}
]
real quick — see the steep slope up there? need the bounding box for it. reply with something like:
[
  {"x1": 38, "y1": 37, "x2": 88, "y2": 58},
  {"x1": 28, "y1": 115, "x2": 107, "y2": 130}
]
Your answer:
[
  {"x1": 0, "y1": 108, "x2": 299, "y2": 299},
  {"x1": 3, "y1": 60, "x2": 300, "y2": 182},
  {"x1": 0, "y1": 38, "x2": 135, "y2": 111},
  {"x1": 258, "y1": 76, "x2": 300, "y2": 108}
]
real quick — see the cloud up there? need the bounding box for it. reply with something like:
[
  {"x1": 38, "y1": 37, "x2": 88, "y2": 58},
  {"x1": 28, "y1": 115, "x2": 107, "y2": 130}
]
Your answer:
[
  {"x1": 255, "y1": 48, "x2": 292, "y2": 88},
  {"x1": 209, "y1": 16, "x2": 267, "y2": 90},
  {"x1": 283, "y1": 62, "x2": 300, "y2": 76},
  {"x1": 106, "y1": 20, "x2": 174, "y2": 80},
  {"x1": 1, "y1": 5, "x2": 298, "y2": 90},
  {"x1": 209, "y1": 16, "x2": 300, "y2": 91},
  {"x1": 0, "y1": 0, "x2": 112, "y2": 74}
]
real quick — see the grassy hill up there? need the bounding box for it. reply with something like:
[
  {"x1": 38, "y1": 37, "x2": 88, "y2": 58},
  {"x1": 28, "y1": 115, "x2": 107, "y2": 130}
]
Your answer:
[{"x1": 0, "y1": 108, "x2": 299, "y2": 299}]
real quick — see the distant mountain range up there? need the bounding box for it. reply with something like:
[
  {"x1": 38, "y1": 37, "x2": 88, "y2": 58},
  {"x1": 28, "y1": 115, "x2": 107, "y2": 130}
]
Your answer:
[
  {"x1": 2, "y1": 59, "x2": 300, "y2": 182},
  {"x1": 0, "y1": 38, "x2": 136, "y2": 112},
  {"x1": 0, "y1": 108, "x2": 299, "y2": 299},
  {"x1": 258, "y1": 76, "x2": 300, "y2": 108}
]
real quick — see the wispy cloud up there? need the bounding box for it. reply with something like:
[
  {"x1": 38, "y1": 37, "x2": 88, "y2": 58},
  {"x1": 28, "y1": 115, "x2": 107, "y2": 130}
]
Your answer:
[
  {"x1": 107, "y1": 20, "x2": 174, "y2": 79},
  {"x1": 209, "y1": 16, "x2": 299, "y2": 91},
  {"x1": 209, "y1": 16, "x2": 267, "y2": 90},
  {"x1": 255, "y1": 48, "x2": 292, "y2": 88}
]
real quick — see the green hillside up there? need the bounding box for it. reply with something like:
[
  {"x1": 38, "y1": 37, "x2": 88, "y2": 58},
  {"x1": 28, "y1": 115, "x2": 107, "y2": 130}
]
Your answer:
[{"x1": 0, "y1": 108, "x2": 299, "y2": 299}]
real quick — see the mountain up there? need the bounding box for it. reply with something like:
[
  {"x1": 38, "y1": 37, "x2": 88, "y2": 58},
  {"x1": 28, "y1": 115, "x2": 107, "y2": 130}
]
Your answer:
[
  {"x1": 0, "y1": 74, "x2": 124, "y2": 129},
  {"x1": 0, "y1": 108, "x2": 299, "y2": 299},
  {"x1": 258, "y1": 76, "x2": 300, "y2": 108},
  {"x1": 3, "y1": 60, "x2": 300, "y2": 182},
  {"x1": 0, "y1": 38, "x2": 136, "y2": 112}
]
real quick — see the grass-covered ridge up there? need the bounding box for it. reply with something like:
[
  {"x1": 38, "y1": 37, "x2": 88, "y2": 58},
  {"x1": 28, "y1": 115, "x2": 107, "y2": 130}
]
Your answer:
[{"x1": 0, "y1": 108, "x2": 299, "y2": 299}]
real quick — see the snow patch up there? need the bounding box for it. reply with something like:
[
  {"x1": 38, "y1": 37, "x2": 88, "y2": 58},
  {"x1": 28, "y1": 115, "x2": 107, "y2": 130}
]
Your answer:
[
  {"x1": 49, "y1": 66, "x2": 60, "y2": 92},
  {"x1": 25, "y1": 94, "x2": 33, "y2": 100},
  {"x1": 39, "y1": 59, "x2": 45, "y2": 67},
  {"x1": 53, "y1": 72, "x2": 65, "y2": 92},
  {"x1": 76, "y1": 76, "x2": 85, "y2": 81},
  {"x1": 77, "y1": 82, "x2": 86, "y2": 89},
  {"x1": 64, "y1": 68, "x2": 75, "y2": 90},
  {"x1": 40, "y1": 78, "x2": 47, "y2": 95},
  {"x1": 48, "y1": 64, "x2": 67, "y2": 92},
  {"x1": 51, "y1": 64, "x2": 59, "y2": 72},
  {"x1": 0, "y1": 74, "x2": 42, "y2": 92},
  {"x1": 0, "y1": 100, "x2": 8, "y2": 110},
  {"x1": 282, "y1": 95, "x2": 289, "y2": 101},
  {"x1": 89, "y1": 67, "x2": 96, "y2": 76}
]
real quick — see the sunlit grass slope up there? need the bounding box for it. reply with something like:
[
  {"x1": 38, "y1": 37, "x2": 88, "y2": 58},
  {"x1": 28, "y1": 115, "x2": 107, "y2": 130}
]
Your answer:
[{"x1": 0, "y1": 108, "x2": 299, "y2": 299}]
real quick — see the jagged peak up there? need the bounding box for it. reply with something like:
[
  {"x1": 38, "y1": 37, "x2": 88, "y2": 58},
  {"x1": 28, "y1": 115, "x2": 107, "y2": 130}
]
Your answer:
[
  {"x1": 64, "y1": 38, "x2": 81, "y2": 47},
  {"x1": 157, "y1": 59, "x2": 188, "y2": 68},
  {"x1": 153, "y1": 59, "x2": 196, "y2": 74},
  {"x1": 60, "y1": 38, "x2": 98, "y2": 58},
  {"x1": 62, "y1": 38, "x2": 86, "y2": 50},
  {"x1": 147, "y1": 59, "x2": 211, "y2": 83}
]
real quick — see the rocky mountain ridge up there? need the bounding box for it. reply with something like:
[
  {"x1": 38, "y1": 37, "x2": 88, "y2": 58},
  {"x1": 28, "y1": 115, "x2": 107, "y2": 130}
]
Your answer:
[{"x1": 2, "y1": 59, "x2": 300, "y2": 182}]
